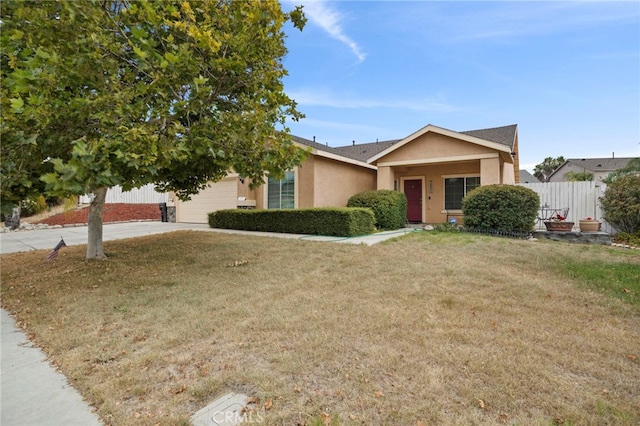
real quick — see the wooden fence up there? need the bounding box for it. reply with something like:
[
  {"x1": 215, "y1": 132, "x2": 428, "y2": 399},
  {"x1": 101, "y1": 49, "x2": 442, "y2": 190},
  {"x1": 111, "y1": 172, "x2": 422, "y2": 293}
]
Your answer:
[
  {"x1": 519, "y1": 182, "x2": 613, "y2": 233},
  {"x1": 79, "y1": 184, "x2": 168, "y2": 204}
]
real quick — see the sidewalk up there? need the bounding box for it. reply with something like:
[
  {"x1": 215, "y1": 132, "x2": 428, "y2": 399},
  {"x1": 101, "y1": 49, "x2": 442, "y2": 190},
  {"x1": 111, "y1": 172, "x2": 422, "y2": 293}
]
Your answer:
[
  {"x1": 1, "y1": 309, "x2": 103, "y2": 426},
  {"x1": 0, "y1": 221, "x2": 417, "y2": 425}
]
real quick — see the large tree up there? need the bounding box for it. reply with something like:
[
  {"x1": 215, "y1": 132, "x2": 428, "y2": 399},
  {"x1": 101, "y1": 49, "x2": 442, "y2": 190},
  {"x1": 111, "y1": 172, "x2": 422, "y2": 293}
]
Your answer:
[
  {"x1": 533, "y1": 156, "x2": 565, "y2": 182},
  {"x1": 1, "y1": 0, "x2": 307, "y2": 259}
]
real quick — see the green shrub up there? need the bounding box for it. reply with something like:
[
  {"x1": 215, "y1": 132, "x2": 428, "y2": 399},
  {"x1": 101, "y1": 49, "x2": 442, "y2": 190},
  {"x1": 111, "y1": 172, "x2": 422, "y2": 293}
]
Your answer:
[
  {"x1": 347, "y1": 190, "x2": 407, "y2": 230},
  {"x1": 462, "y1": 184, "x2": 539, "y2": 232},
  {"x1": 19, "y1": 194, "x2": 48, "y2": 217},
  {"x1": 600, "y1": 174, "x2": 640, "y2": 234},
  {"x1": 208, "y1": 208, "x2": 376, "y2": 237},
  {"x1": 612, "y1": 232, "x2": 640, "y2": 248}
]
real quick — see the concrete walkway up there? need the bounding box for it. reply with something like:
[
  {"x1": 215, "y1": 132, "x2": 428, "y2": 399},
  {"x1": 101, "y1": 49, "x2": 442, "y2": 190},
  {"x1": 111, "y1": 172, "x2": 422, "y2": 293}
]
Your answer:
[
  {"x1": 1, "y1": 309, "x2": 103, "y2": 426},
  {"x1": 0, "y1": 221, "x2": 417, "y2": 425}
]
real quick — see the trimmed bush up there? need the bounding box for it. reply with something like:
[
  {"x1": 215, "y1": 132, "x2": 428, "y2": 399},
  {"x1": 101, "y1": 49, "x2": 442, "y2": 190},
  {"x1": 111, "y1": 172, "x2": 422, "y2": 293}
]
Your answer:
[
  {"x1": 462, "y1": 184, "x2": 539, "y2": 232},
  {"x1": 347, "y1": 190, "x2": 407, "y2": 230},
  {"x1": 600, "y1": 174, "x2": 640, "y2": 235},
  {"x1": 208, "y1": 208, "x2": 376, "y2": 237}
]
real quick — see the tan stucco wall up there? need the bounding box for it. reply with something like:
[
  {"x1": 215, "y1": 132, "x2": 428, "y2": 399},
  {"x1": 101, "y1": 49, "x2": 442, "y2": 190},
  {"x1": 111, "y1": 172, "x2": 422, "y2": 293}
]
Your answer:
[
  {"x1": 379, "y1": 132, "x2": 496, "y2": 164},
  {"x1": 480, "y1": 157, "x2": 501, "y2": 184},
  {"x1": 311, "y1": 156, "x2": 376, "y2": 207},
  {"x1": 503, "y1": 162, "x2": 516, "y2": 185},
  {"x1": 249, "y1": 154, "x2": 375, "y2": 209},
  {"x1": 377, "y1": 166, "x2": 394, "y2": 190}
]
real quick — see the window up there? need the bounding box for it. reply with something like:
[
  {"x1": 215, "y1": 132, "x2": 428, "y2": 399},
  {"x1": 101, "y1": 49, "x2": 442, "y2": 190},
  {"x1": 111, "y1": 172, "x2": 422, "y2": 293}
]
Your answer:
[
  {"x1": 444, "y1": 176, "x2": 479, "y2": 210},
  {"x1": 267, "y1": 171, "x2": 295, "y2": 209}
]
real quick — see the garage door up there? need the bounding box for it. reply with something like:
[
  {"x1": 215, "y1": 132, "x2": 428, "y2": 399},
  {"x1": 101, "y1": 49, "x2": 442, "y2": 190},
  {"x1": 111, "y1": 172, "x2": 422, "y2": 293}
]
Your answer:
[{"x1": 176, "y1": 177, "x2": 238, "y2": 223}]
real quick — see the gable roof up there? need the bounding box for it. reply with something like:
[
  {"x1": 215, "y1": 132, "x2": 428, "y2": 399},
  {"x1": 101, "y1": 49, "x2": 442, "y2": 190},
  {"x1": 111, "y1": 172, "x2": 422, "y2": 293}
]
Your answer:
[
  {"x1": 460, "y1": 124, "x2": 518, "y2": 149},
  {"x1": 332, "y1": 140, "x2": 400, "y2": 162},
  {"x1": 367, "y1": 124, "x2": 516, "y2": 164},
  {"x1": 519, "y1": 169, "x2": 540, "y2": 183},
  {"x1": 547, "y1": 157, "x2": 634, "y2": 180},
  {"x1": 292, "y1": 124, "x2": 517, "y2": 167},
  {"x1": 563, "y1": 157, "x2": 634, "y2": 173}
]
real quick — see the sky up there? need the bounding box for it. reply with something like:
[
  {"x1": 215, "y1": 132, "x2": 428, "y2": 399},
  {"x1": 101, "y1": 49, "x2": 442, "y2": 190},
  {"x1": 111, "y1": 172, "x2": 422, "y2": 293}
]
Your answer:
[{"x1": 279, "y1": 0, "x2": 640, "y2": 172}]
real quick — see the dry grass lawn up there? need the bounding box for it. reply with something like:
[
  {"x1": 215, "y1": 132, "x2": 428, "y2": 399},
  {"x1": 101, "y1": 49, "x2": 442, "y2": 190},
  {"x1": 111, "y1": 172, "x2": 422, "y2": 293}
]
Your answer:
[{"x1": 1, "y1": 231, "x2": 639, "y2": 425}]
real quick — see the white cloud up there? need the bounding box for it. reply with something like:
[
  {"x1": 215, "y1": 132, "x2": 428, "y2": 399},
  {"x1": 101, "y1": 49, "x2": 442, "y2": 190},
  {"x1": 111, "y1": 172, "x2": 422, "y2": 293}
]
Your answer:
[
  {"x1": 300, "y1": 0, "x2": 366, "y2": 62},
  {"x1": 288, "y1": 88, "x2": 459, "y2": 113}
]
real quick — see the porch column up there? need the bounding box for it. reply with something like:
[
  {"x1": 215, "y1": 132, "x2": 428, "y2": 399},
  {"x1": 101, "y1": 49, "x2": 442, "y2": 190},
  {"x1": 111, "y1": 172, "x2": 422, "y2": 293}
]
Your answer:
[
  {"x1": 480, "y1": 157, "x2": 501, "y2": 185},
  {"x1": 377, "y1": 166, "x2": 394, "y2": 190},
  {"x1": 503, "y1": 162, "x2": 515, "y2": 184}
]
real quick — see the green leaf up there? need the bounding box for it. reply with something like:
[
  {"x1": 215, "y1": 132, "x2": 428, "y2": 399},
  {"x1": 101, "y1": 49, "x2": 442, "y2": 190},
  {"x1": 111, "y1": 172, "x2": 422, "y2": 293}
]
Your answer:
[
  {"x1": 133, "y1": 46, "x2": 148, "y2": 59},
  {"x1": 9, "y1": 98, "x2": 24, "y2": 113},
  {"x1": 130, "y1": 26, "x2": 147, "y2": 39},
  {"x1": 10, "y1": 29, "x2": 24, "y2": 40},
  {"x1": 164, "y1": 52, "x2": 180, "y2": 64}
]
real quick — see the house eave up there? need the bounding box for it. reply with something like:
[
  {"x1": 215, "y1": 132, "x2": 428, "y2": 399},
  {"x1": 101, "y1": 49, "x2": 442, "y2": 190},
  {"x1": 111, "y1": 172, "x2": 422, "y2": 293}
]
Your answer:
[
  {"x1": 368, "y1": 124, "x2": 512, "y2": 164},
  {"x1": 293, "y1": 141, "x2": 377, "y2": 170},
  {"x1": 377, "y1": 153, "x2": 499, "y2": 167}
]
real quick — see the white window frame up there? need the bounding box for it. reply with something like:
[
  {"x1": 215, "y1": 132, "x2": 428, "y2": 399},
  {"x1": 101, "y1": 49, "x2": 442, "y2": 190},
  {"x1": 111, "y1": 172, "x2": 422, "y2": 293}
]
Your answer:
[{"x1": 264, "y1": 168, "x2": 298, "y2": 209}]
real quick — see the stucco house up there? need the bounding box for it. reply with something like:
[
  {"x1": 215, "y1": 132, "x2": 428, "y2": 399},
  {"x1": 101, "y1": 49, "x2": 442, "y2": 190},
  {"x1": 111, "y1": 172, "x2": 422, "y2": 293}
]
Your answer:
[
  {"x1": 547, "y1": 157, "x2": 634, "y2": 183},
  {"x1": 172, "y1": 123, "x2": 520, "y2": 224}
]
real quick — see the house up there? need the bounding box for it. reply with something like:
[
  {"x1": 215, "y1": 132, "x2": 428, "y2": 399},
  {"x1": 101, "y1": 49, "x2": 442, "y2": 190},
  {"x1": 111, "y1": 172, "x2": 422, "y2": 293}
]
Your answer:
[
  {"x1": 172, "y1": 123, "x2": 520, "y2": 224},
  {"x1": 547, "y1": 157, "x2": 634, "y2": 183},
  {"x1": 519, "y1": 169, "x2": 540, "y2": 183}
]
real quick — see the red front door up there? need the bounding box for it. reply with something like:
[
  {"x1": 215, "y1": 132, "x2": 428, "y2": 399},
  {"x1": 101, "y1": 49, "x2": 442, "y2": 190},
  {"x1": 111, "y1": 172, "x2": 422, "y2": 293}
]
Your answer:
[{"x1": 404, "y1": 179, "x2": 422, "y2": 223}]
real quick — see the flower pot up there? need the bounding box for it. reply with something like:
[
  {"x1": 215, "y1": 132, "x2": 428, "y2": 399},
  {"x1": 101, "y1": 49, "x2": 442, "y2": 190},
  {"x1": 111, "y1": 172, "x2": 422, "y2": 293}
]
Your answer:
[
  {"x1": 579, "y1": 220, "x2": 601, "y2": 233},
  {"x1": 544, "y1": 221, "x2": 574, "y2": 232}
]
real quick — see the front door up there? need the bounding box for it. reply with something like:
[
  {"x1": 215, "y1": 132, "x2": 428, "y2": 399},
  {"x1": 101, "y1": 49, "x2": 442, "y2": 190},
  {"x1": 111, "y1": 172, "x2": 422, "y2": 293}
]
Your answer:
[{"x1": 404, "y1": 179, "x2": 422, "y2": 223}]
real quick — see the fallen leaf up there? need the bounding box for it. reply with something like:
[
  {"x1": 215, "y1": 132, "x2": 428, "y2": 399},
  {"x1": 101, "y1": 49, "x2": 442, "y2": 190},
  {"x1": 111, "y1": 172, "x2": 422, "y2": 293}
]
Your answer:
[
  {"x1": 246, "y1": 396, "x2": 259, "y2": 405},
  {"x1": 477, "y1": 399, "x2": 485, "y2": 409},
  {"x1": 499, "y1": 413, "x2": 509, "y2": 423},
  {"x1": 374, "y1": 391, "x2": 385, "y2": 398},
  {"x1": 294, "y1": 386, "x2": 302, "y2": 393},
  {"x1": 416, "y1": 421, "x2": 425, "y2": 426},
  {"x1": 626, "y1": 354, "x2": 638, "y2": 361},
  {"x1": 622, "y1": 288, "x2": 631, "y2": 294},
  {"x1": 349, "y1": 414, "x2": 356, "y2": 420},
  {"x1": 263, "y1": 399, "x2": 273, "y2": 411}
]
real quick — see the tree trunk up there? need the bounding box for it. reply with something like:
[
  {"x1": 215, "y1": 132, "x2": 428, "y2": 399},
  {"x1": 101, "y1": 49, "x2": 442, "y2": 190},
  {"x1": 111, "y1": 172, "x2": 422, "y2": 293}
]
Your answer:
[{"x1": 86, "y1": 186, "x2": 108, "y2": 260}]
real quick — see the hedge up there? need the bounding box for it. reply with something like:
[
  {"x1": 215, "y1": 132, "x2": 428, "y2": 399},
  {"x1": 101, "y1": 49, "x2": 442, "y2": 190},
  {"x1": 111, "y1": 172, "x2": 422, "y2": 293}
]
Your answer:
[
  {"x1": 208, "y1": 208, "x2": 376, "y2": 237},
  {"x1": 601, "y1": 174, "x2": 640, "y2": 234},
  {"x1": 347, "y1": 190, "x2": 407, "y2": 230},
  {"x1": 462, "y1": 184, "x2": 539, "y2": 233}
]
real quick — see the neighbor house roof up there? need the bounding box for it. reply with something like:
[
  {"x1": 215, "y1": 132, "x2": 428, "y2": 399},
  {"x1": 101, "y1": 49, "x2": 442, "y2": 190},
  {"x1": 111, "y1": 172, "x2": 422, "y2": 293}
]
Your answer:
[
  {"x1": 547, "y1": 157, "x2": 635, "y2": 180},
  {"x1": 519, "y1": 169, "x2": 540, "y2": 183}
]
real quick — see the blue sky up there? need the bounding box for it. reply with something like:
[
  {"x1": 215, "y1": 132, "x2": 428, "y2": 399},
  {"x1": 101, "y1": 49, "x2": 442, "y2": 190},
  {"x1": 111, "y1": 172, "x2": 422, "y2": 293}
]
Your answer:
[{"x1": 280, "y1": 1, "x2": 640, "y2": 172}]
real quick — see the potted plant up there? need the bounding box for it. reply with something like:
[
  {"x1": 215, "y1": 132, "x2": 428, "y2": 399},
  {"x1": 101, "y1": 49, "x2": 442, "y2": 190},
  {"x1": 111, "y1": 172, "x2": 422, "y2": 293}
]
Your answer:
[
  {"x1": 579, "y1": 217, "x2": 601, "y2": 232},
  {"x1": 544, "y1": 213, "x2": 574, "y2": 232}
]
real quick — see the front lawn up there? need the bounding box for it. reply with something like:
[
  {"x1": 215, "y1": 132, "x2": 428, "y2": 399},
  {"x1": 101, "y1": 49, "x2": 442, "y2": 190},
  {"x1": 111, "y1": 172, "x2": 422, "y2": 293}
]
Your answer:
[{"x1": 1, "y1": 231, "x2": 638, "y2": 425}]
